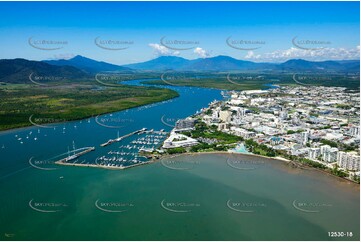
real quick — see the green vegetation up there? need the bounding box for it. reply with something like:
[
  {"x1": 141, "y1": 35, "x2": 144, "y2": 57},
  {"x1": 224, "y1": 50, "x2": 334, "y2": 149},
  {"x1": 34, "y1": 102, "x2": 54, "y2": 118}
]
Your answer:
[
  {"x1": 204, "y1": 109, "x2": 212, "y2": 115},
  {"x1": 320, "y1": 139, "x2": 338, "y2": 147},
  {"x1": 319, "y1": 125, "x2": 332, "y2": 129},
  {"x1": 0, "y1": 83, "x2": 178, "y2": 131},
  {"x1": 309, "y1": 112, "x2": 319, "y2": 117},
  {"x1": 320, "y1": 139, "x2": 357, "y2": 151},
  {"x1": 299, "y1": 158, "x2": 327, "y2": 169},
  {"x1": 287, "y1": 129, "x2": 304, "y2": 134},
  {"x1": 330, "y1": 165, "x2": 348, "y2": 178},
  {"x1": 352, "y1": 174, "x2": 360, "y2": 184},
  {"x1": 173, "y1": 121, "x2": 242, "y2": 153},
  {"x1": 166, "y1": 147, "x2": 186, "y2": 154},
  {"x1": 190, "y1": 143, "x2": 231, "y2": 152},
  {"x1": 141, "y1": 72, "x2": 360, "y2": 91},
  {"x1": 244, "y1": 139, "x2": 276, "y2": 157},
  {"x1": 190, "y1": 122, "x2": 243, "y2": 144},
  {"x1": 144, "y1": 78, "x2": 270, "y2": 91},
  {"x1": 336, "y1": 104, "x2": 352, "y2": 109}
]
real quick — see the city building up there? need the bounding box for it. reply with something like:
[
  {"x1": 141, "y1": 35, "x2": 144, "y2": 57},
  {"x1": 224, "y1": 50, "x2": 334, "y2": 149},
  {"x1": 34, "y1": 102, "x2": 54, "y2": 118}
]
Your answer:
[
  {"x1": 174, "y1": 117, "x2": 197, "y2": 132},
  {"x1": 337, "y1": 151, "x2": 360, "y2": 171}
]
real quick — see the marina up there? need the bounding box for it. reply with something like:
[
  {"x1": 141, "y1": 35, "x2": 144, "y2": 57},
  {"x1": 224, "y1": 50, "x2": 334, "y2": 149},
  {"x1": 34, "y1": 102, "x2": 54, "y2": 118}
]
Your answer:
[
  {"x1": 50, "y1": 128, "x2": 169, "y2": 169},
  {"x1": 94, "y1": 129, "x2": 168, "y2": 168}
]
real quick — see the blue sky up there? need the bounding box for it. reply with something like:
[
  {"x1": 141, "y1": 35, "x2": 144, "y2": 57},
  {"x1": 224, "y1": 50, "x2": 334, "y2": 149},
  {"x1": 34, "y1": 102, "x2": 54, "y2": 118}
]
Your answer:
[{"x1": 0, "y1": 1, "x2": 359, "y2": 64}]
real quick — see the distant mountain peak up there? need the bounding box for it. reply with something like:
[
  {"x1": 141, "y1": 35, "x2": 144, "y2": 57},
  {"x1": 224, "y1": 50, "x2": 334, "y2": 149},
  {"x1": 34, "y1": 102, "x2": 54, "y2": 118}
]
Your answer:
[{"x1": 43, "y1": 55, "x2": 131, "y2": 73}]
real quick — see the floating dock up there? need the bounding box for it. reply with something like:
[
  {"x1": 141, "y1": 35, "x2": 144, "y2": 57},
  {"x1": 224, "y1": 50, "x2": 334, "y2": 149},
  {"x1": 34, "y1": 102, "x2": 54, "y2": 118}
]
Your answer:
[{"x1": 100, "y1": 128, "x2": 147, "y2": 147}]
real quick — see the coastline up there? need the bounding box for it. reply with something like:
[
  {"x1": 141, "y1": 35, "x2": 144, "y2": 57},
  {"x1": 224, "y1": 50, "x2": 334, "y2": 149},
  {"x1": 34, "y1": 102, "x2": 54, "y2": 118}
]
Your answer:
[
  {"x1": 158, "y1": 151, "x2": 360, "y2": 185},
  {"x1": 0, "y1": 92, "x2": 179, "y2": 134},
  {"x1": 54, "y1": 149, "x2": 358, "y2": 185}
]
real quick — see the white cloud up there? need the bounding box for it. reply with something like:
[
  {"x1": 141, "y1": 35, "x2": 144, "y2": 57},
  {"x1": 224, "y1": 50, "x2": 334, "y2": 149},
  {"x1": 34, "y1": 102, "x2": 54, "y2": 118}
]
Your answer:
[
  {"x1": 149, "y1": 43, "x2": 180, "y2": 56},
  {"x1": 193, "y1": 47, "x2": 210, "y2": 58},
  {"x1": 244, "y1": 46, "x2": 360, "y2": 62},
  {"x1": 245, "y1": 51, "x2": 261, "y2": 59},
  {"x1": 49, "y1": 53, "x2": 75, "y2": 60}
]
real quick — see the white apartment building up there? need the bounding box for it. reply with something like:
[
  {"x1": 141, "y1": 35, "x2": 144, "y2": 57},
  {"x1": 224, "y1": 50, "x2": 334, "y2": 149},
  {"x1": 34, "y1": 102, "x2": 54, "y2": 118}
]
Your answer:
[
  {"x1": 350, "y1": 126, "x2": 360, "y2": 137},
  {"x1": 337, "y1": 151, "x2": 360, "y2": 171},
  {"x1": 308, "y1": 148, "x2": 320, "y2": 160}
]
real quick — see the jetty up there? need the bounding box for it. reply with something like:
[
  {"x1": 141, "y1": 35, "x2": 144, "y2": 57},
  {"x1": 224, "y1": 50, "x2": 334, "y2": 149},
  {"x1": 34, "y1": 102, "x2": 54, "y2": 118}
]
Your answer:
[
  {"x1": 54, "y1": 147, "x2": 95, "y2": 165},
  {"x1": 55, "y1": 158, "x2": 154, "y2": 170},
  {"x1": 100, "y1": 128, "x2": 147, "y2": 147}
]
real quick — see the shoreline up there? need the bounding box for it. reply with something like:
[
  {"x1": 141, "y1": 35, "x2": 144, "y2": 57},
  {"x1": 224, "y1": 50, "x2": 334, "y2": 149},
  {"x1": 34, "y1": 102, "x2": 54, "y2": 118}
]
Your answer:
[
  {"x1": 55, "y1": 149, "x2": 359, "y2": 185},
  {"x1": 143, "y1": 150, "x2": 360, "y2": 185},
  {"x1": 159, "y1": 151, "x2": 360, "y2": 185},
  {"x1": 0, "y1": 92, "x2": 179, "y2": 134}
]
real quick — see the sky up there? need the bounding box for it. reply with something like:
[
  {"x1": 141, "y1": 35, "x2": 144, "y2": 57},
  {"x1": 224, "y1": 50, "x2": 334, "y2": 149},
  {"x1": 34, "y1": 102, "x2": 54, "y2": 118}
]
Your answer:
[{"x1": 0, "y1": 1, "x2": 359, "y2": 65}]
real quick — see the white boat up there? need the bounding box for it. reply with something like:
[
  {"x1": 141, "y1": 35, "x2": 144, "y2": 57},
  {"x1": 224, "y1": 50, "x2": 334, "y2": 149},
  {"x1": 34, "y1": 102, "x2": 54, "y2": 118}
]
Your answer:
[{"x1": 65, "y1": 154, "x2": 78, "y2": 162}]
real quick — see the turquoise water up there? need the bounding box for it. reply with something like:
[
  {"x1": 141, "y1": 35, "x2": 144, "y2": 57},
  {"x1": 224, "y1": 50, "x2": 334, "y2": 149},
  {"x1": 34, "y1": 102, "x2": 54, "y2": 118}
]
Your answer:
[{"x1": 0, "y1": 81, "x2": 359, "y2": 240}]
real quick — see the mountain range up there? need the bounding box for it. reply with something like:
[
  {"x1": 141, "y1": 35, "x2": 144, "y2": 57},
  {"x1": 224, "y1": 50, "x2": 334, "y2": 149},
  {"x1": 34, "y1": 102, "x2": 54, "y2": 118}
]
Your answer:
[
  {"x1": 0, "y1": 55, "x2": 359, "y2": 84},
  {"x1": 0, "y1": 58, "x2": 89, "y2": 84},
  {"x1": 124, "y1": 55, "x2": 360, "y2": 72},
  {"x1": 44, "y1": 55, "x2": 359, "y2": 72}
]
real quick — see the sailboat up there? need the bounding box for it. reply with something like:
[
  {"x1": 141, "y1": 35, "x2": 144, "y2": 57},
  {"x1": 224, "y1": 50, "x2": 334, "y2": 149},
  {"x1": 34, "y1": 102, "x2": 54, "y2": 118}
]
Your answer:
[{"x1": 65, "y1": 141, "x2": 78, "y2": 162}]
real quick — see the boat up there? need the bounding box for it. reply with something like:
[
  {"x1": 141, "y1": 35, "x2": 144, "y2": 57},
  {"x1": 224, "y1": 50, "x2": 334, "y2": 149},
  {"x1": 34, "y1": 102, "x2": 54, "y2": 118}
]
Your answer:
[{"x1": 65, "y1": 154, "x2": 78, "y2": 162}]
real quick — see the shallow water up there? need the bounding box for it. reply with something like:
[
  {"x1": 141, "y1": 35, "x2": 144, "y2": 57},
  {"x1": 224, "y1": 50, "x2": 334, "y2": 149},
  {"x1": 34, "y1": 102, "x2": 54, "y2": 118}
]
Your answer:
[{"x1": 0, "y1": 153, "x2": 359, "y2": 240}]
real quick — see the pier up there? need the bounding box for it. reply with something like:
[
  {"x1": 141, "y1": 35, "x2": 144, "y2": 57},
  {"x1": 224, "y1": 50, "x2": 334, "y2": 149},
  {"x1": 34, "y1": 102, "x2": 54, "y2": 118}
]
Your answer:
[
  {"x1": 54, "y1": 147, "x2": 95, "y2": 165},
  {"x1": 55, "y1": 158, "x2": 154, "y2": 170},
  {"x1": 100, "y1": 128, "x2": 147, "y2": 147}
]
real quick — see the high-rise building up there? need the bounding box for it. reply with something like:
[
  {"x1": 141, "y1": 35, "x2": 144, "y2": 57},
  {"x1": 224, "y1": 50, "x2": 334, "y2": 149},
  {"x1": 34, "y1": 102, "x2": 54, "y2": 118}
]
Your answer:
[
  {"x1": 212, "y1": 107, "x2": 221, "y2": 119},
  {"x1": 337, "y1": 151, "x2": 360, "y2": 171},
  {"x1": 301, "y1": 131, "x2": 309, "y2": 145},
  {"x1": 323, "y1": 147, "x2": 338, "y2": 163},
  {"x1": 320, "y1": 145, "x2": 338, "y2": 163},
  {"x1": 350, "y1": 126, "x2": 360, "y2": 137},
  {"x1": 237, "y1": 107, "x2": 247, "y2": 118},
  {"x1": 308, "y1": 148, "x2": 320, "y2": 160},
  {"x1": 320, "y1": 145, "x2": 331, "y2": 155}
]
